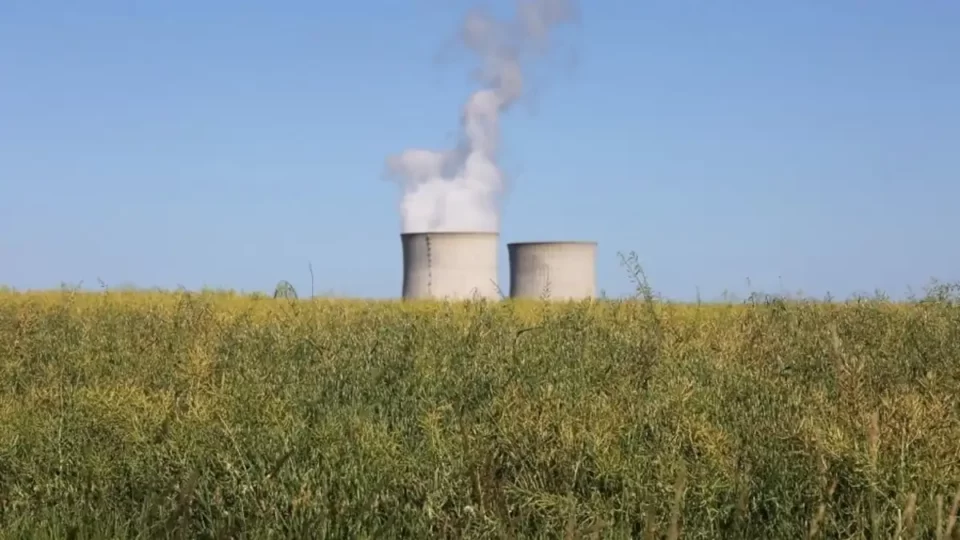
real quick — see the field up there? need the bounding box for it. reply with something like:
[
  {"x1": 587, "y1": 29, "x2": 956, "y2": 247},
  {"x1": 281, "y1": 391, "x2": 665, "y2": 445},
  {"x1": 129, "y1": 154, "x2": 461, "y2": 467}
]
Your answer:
[{"x1": 1, "y1": 281, "x2": 960, "y2": 538}]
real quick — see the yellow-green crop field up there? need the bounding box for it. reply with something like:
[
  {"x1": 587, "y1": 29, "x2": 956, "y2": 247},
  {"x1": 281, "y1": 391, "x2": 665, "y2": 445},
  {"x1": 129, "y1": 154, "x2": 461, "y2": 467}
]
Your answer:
[{"x1": 1, "y1": 288, "x2": 959, "y2": 538}]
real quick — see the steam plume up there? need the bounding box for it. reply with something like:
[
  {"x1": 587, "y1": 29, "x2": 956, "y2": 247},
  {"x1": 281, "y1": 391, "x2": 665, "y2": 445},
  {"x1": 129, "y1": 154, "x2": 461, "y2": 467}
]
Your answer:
[{"x1": 387, "y1": 0, "x2": 578, "y2": 233}]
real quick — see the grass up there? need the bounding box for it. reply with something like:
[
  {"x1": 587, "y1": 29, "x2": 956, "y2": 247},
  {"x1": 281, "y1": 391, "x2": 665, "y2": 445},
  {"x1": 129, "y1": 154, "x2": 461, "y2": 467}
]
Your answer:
[{"x1": 1, "y1": 273, "x2": 960, "y2": 538}]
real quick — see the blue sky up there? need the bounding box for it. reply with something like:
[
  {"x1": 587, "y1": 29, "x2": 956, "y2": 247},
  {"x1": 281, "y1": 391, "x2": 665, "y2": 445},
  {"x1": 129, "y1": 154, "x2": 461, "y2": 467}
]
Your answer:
[{"x1": 1, "y1": 0, "x2": 957, "y2": 300}]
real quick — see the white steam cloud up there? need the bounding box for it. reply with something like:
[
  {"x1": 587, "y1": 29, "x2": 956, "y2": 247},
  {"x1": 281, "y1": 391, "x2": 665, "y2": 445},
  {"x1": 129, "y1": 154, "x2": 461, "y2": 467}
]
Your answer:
[{"x1": 386, "y1": 0, "x2": 578, "y2": 233}]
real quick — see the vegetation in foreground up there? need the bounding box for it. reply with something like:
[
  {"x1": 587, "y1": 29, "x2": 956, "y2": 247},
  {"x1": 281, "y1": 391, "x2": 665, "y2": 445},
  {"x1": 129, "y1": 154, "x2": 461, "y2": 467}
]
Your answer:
[{"x1": 1, "y1": 277, "x2": 960, "y2": 538}]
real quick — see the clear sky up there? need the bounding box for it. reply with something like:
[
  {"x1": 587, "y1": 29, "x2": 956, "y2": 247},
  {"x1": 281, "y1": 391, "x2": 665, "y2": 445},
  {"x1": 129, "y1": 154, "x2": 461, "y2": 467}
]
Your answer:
[{"x1": 1, "y1": 1, "x2": 958, "y2": 300}]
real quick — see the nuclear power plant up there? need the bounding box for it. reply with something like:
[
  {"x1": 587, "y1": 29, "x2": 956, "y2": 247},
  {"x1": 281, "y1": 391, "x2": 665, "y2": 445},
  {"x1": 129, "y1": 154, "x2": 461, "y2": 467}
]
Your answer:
[
  {"x1": 390, "y1": 2, "x2": 586, "y2": 302},
  {"x1": 401, "y1": 232, "x2": 501, "y2": 300},
  {"x1": 400, "y1": 232, "x2": 597, "y2": 301},
  {"x1": 508, "y1": 241, "x2": 597, "y2": 300}
]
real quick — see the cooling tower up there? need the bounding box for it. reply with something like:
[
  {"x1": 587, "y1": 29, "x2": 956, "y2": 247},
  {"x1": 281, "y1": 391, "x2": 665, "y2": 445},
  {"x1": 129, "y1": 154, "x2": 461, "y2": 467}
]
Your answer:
[
  {"x1": 401, "y1": 232, "x2": 500, "y2": 300},
  {"x1": 508, "y1": 241, "x2": 597, "y2": 300}
]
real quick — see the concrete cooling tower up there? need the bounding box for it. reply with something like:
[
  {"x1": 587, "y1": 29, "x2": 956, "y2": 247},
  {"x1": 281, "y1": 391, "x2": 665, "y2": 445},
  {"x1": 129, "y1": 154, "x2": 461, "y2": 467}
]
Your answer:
[
  {"x1": 508, "y1": 241, "x2": 597, "y2": 300},
  {"x1": 401, "y1": 232, "x2": 500, "y2": 300}
]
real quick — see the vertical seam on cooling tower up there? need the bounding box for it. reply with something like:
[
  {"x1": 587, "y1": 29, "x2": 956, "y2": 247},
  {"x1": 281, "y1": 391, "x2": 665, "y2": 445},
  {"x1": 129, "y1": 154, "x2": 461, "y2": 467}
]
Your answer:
[{"x1": 425, "y1": 235, "x2": 433, "y2": 296}]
